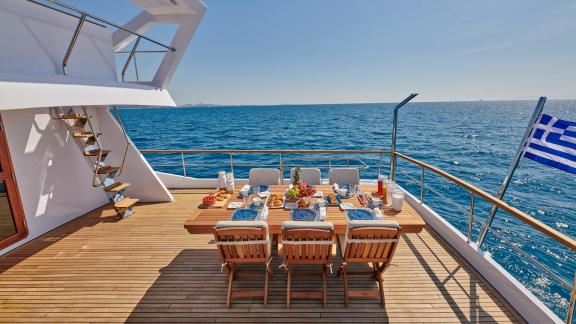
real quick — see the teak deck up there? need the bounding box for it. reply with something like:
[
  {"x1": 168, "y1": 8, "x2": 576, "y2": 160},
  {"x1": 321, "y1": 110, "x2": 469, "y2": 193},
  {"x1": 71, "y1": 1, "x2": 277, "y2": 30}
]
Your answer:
[
  {"x1": 185, "y1": 185, "x2": 426, "y2": 235},
  {"x1": 0, "y1": 189, "x2": 524, "y2": 323}
]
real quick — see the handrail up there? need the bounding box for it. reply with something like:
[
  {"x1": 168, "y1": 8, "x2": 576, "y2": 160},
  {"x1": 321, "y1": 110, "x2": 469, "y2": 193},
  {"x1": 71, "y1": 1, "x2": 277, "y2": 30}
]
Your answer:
[
  {"x1": 26, "y1": 0, "x2": 175, "y2": 77},
  {"x1": 31, "y1": 0, "x2": 175, "y2": 51},
  {"x1": 141, "y1": 149, "x2": 391, "y2": 154},
  {"x1": 395, "y1": 152, "x2": 576, "y2": 252},
  {"x1": 397, "y1": 167, "x2": 573, "y2": 289},
  {"x1": 111, "y1": 106, "x2": 130, "y2": 179},
  {"x1": 26, "y1": 0, "x2": 106, "y2": 28}
]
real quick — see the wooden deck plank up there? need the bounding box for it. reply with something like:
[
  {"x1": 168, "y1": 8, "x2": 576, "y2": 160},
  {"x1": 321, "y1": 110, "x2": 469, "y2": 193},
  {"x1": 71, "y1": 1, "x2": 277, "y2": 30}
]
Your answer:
[{"x1": 0, "y1": 189, "x2": 524, "y2": 323}]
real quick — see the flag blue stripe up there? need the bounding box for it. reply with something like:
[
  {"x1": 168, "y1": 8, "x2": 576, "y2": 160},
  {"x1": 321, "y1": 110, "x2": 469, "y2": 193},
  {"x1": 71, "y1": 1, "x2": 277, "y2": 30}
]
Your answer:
[
  {"x1": 524, "y1": 152, "x2": 576, "y2": 174},
  {"x1": 564, "y1": 130, "x2": 576, "y2": 138},
  {"x1": 533, "y1": 128, "x2": 545, "y2": 140},
  {"x1": 544, "y1": 133, "x2": 576, "y2": 150},
  {"x1": 540, "y1": 114, "x2": 552, "y2": 125},
  {"x1": 527, "y1": 142, "x2": 576, "y2": 162},
  {"x1": 552, "y1": 118, "x2": 576, "y2": 128}
]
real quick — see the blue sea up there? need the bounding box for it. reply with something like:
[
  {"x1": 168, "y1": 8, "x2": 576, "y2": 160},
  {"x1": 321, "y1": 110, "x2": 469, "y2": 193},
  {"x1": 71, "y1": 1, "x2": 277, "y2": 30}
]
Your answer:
[{"x1": 117, "y1": 100, "x2": 575, "y2": 319}]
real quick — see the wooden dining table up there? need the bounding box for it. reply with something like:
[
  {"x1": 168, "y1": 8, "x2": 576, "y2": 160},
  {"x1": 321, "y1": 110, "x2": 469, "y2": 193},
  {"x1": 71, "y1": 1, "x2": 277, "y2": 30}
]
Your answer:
[{"x1": 184, "y1": 184, "x2": 425, "y2": 235}]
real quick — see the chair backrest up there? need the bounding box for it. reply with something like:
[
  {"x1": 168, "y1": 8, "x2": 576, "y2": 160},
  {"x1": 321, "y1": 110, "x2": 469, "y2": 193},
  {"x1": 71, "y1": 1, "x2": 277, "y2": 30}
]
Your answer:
[
  {"x1": 342, "y1": 220, "x2": 401, "y2": 264},
  {"x1": 290, "y1": 168, "x2": 321, "y2": 185},
  {"x1": 249, "y1": 168, "x2": 281, "y2": 186},
  {"x1": 212, "y1": 220, "x2": 271, "y2": 263},
  {"x1": 281, "y1": 221, "x2": 334, "y2": 265},
  {"x1": 328, "y1": 168, "x2": 360, "y2": 185}
]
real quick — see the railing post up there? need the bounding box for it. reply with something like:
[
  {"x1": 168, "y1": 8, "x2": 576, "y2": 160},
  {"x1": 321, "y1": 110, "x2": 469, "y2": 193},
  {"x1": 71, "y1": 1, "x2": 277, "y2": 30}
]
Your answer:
[
  {"x1": 229, "y1": 154, "x2": 234, "y2": 175},
  {"x1": 279, "y1": 153, "x2": 284, "y2": 185},
  {"x1": 468, "y1": 192, "x2": 475, "y2": 243},
  {"x1": 133, "y1": 54, "x2": 139, "y2": 82},
  {"x1": 122, "y1": 36, "x2": 141, "y2": 82},
  {"x1": 567, "y1": 272, "x2": 576, "y2": 324},
  {"x1": 420, "y1": 167, "x2": 425, "y2": 204},
  {"x1": 181, "y1": 152, "x2": 186, "y2": 177},
  {"x1": 62, "y1": 13, "x2": 86, "y2": 75}
]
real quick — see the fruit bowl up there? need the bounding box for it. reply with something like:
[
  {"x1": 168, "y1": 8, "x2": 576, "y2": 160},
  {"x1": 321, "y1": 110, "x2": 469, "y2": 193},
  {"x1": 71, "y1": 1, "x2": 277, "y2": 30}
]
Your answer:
[
  {"x1": 293, "y1": 183, "x2": 316, "y2": 197},
  {"x1": 287, "y1": 183, "x2": 316, "y2": 199},
  {"x1": 202, "y1": 194, "x2": 216, "y2": 206}
]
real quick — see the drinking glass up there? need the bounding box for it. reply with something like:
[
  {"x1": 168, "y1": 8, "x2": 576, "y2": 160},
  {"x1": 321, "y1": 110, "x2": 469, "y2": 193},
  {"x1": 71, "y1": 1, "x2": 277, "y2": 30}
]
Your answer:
[
  {"x1": 351, "y1": 184, "x2": 358, "y2": 197},
  {"x1": 243, "y1": 194, "x2": 250, "y2": 209},
  {"x1": 385, "y1": 180, "x2": 395, "y2": 206},
  {"x1": 391, "y1": 189, "x2": 405, "y2": 211}
]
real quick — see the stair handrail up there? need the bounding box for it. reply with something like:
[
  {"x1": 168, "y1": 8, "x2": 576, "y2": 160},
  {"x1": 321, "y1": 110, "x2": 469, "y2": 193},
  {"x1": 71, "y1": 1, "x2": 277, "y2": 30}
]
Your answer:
[{"x1": 111, "y1": 106, "x2": 130, "y2": 178}]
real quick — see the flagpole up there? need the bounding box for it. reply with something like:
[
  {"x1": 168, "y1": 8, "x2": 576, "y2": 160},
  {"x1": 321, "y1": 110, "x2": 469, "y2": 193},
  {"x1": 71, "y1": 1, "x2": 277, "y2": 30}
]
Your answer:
[
  {"x1": 390, "y1": 93, "x2": 418, "y2": 182},
  {"x1": 476, "y1": 97, "x2": 547, "y2": 248}
]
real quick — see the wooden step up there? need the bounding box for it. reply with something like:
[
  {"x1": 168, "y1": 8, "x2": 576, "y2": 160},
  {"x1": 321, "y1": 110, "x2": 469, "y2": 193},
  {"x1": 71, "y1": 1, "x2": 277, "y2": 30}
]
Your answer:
[
  {"x1": 60, "y1": 114, "x2": 89, "y2": 120},
  {"x1": 84, "y1": 149, "x2": 110, "y2": 157},
  {"x1": 114, "y1": 198, "x2": 139, "y2": 209},
  {"x1": 73, "y1": 132, "x2": 101, "y2": 138},
  {"x1": 96, "y1": 166, "x2": 121, "y2": 174},
  {"x1": 104, "y1": 182, "x2": 130, "y2": 192}
]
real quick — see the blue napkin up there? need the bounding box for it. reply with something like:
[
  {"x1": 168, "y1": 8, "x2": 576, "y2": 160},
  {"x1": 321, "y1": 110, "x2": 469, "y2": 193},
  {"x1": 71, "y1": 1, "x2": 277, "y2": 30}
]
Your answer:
[
  {"x1": 229, "y1": 208, "x2": 259, "y2": 221},
  {"x1": 346, "y1": 208, "x2": 375, "y2": 221},
  {"x1": 291, "y1": 209, "x2": 317, "y2": 221}
]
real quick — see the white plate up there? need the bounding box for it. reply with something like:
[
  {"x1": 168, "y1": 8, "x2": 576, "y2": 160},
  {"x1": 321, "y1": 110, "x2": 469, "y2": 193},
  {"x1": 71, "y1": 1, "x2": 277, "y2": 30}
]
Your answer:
[
  {"x1": 227, "y1": 202, "x2": 243, "y2": 209},
  {"x1": 339, "y1": 203, "x2": 354, "y2": 210}
]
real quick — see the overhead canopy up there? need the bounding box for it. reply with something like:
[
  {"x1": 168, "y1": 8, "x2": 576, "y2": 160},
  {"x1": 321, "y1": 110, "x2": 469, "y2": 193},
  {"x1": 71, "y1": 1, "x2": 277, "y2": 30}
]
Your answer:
[{"x1": 0, "y1": 74, "x2": 176, "y2": 110}]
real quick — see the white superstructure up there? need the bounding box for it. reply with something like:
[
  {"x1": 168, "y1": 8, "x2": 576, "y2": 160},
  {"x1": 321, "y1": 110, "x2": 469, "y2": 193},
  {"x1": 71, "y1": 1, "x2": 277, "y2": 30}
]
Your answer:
[{"x1": 0, "y1": 0, "x2": 205, "y2": 254}]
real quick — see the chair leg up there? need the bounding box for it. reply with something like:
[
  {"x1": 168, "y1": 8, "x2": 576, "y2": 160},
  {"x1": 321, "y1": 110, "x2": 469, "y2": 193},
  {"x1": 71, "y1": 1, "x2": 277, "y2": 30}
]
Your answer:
[
  {"x1": 322, "y1": 265, "x2": 328, "y2": 308},
  {"x1": 378, "y1": 277, "x2": 385, "y2": 308},
  {"x1": 286, "y1": 266, "x2": 292, "y2": 308},
  {"x1": 226, "y1": 265, "x2": 235, "y2": 308},
  {"x1": 264, "y1": 267, "x2": 269, "y2": 306},
  {"x1": 342, "y1": 265, "x2": 349, "y2": 306},
  {"x1": 375, "y1": 265, "x2": 385, "y2": 308}
]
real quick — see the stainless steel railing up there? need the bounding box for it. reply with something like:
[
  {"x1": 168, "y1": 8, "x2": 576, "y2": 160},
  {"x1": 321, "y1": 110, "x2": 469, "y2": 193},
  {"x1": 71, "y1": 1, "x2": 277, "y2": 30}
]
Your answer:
[
  {"x1": 26, "y1": 0, "x2": 174, "y2": 77},
  {"x1": 139, "y1": 148, "x2": 576, "y2": 322},
  {"x1": 141, "y1": 149, "x2": 383, "y2": 182}
]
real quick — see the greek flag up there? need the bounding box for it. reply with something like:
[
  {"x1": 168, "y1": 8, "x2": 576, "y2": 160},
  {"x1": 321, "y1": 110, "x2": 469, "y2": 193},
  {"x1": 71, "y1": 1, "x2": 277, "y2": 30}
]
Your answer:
[{"x1": 522, "y1": 114, "x2": 576, "y2": 174}]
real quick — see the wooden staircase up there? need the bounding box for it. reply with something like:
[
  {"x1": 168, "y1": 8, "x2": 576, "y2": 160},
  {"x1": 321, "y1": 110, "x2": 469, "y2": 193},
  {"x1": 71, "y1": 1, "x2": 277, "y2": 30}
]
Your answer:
[{"x1": 51, "y1": 107, "x2": 138, "y2": 218}]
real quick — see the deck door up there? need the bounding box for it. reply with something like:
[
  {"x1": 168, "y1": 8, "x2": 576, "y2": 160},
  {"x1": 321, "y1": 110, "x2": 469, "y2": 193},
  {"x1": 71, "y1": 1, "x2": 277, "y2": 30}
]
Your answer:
[{"x1": 0, "y1": 116, "x2": 27, "y2": 249}]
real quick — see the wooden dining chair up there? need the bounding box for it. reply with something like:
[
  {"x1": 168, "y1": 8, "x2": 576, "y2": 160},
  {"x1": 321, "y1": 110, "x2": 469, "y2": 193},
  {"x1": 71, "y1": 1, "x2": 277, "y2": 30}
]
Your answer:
[
  {"x1": 212, "y1": 220, "x2": 272, "y2": 307},
  {"x1": 337, "y1": 220, "x2": 402, "y2": 307},
  {"x1": 280, "y1": 221, "x2": 334, "y2": 308}
]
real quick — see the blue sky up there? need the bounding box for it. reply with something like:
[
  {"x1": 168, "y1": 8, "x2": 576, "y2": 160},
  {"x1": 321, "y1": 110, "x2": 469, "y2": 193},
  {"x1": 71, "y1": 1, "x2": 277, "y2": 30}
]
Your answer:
[{"x1": 65, "y1": 0, "x2": 575, "y2": 105}]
